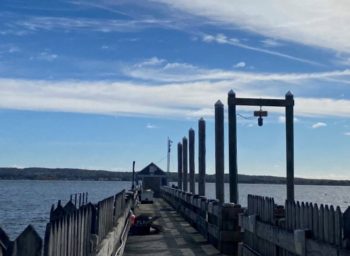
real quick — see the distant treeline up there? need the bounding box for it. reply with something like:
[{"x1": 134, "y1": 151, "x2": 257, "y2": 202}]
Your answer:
[{"x1": 0, "y1": 167, "x2": 350, "y2": 186}]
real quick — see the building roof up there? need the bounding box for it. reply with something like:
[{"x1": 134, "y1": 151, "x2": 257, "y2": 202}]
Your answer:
[{"x1": 137, "y1": 162, "x2": 166, "y2": 176}]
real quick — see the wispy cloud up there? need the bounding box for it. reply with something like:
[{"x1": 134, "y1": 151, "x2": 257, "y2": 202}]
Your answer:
[
  {"x1": 0, "y1": 77, "x2": 350, "y2": 119},
  {"x1": 344, "y1": 132, "x2": 350, "y2": 136},
  {"x1": 152, "y1": 0, "x2": 350, "y2": 53},
  {"x1": 124, "y1": 57, "x2": 350, "y2": 83},
  {"x1": 312, "y1": 122, "x2": 327, "y2": 129},
  {"x1": 7, "y1": 16, "x2": 172, "y2": 34},
  {"x1": 202, "y1": 33, "x2": 321, "y2": 66}
]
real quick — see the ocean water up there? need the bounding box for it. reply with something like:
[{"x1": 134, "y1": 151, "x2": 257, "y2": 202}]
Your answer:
[{"x1": 1, "y1": 180, "x2": 350, "y2": 239}]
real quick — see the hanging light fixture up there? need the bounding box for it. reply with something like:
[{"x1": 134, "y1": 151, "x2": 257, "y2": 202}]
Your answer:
[{"x1": 253, "y1": 106, "x2": 268, "y2": 126}]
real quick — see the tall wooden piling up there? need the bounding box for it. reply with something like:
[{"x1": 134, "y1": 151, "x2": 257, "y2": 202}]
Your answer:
[
  {"x1": 215, "y1": 100, "x2": 224, "y2": 203},
  {"x1": 228, "y1": 90, "x2": 238, "y2": 204},
  {"x1": 177, "y1": 142, "x2": 183, "y2": 190},
  {"x1": 182, "y1": 137, "x2": 188, "y2": 192},
  {"x1": 285, "y1": 91, "x2": 294, "y2": 201},
  {"x1": 189, "y1": 128, "x2": 195, "y2": 194},
  {"x1": 198, "y1": 118, "x2": 206, "y2": 196}
]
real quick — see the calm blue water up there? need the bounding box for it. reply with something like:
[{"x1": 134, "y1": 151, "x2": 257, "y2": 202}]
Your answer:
[{"x1": 1, "y1": 180, "x2": 350, "y2": 239}]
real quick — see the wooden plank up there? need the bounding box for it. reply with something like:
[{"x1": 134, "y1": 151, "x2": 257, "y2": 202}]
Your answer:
[
  {"x1": 285, "y1": 200, "x2": 291, "y2": 230},
  {"x1": 300, "y1": 202, "x2": 305, "y2": 229},
  {"x1": 308, "y1": 202, "x2": 313, "y2": 231},
  {"x1": 319, "y1": 205, "x2": 325, "y2": 242},
  {"x1": 343, "y1": 206, "x2": 350, "y2": 242},
  {"x1": 12, "y1": 225, "x2": 42, "y2": 256},
  {"x1": 313, "y1": 204, "x2": 319, "y2": 240},
  {"x1": 324, "y1": 205, "x2": 330, "y2": 243},
  {"x1": 335, "y1": 206, "x2": 342, "y2": 247},
  {"x1": 296, "y1": 202, "x2": 300, "y2": 229},
  {"x1": 329, "y1": 206, "x2": 335, "y2": 245},
  {"x1": 306, "y1": 239, "x2": 337, "y2": 256},
  {"x1": 241, "y1": 216, "x2": 298, "y2": 254},
  {"x1": 240, "y1": 243, "x2": 262, "y2": 256},
  {"x1": 291, "y1": 201, "x2": 296, "y2": 230}
]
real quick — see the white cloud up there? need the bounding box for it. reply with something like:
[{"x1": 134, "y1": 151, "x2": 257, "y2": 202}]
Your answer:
[
  {"x1": 135, "y1": 57, "x2": 166, "y2": 67},
  {"x1": 312, "y1": 122, "x2": 327, "y2": 129},
  {"x1": 0, "y1": 57, "x2": 349, "y2": 119},
  {"x1": 146, "y1": 123, "x2": 157, "y2": 129},
  {"x1": 344, "y1": 132, "x2": 350, "y2": 136},
  {"x1": 152, "y1": 0, "x2": 350, "y2": 53},
  {"x1": 0, "y1": 77, "x2": 350, "y2": 119},
  {"x1": 234, "y1": 62, "x2": 246, "y2": 68}
]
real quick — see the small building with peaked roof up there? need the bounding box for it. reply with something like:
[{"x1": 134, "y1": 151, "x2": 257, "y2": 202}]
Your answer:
[{"x1": 136, "y1": 162, "x2": 167, "y2": 197}]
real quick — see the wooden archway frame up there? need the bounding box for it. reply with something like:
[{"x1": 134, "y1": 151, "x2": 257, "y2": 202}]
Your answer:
[{"x1": 227, "y1": 91, "x2": 295, "y2": 203}]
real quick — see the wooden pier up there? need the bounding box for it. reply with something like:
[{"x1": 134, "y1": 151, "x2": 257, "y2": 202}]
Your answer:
[{"x1": 124, "y1": 198, "x2": 223, "y2": 256}]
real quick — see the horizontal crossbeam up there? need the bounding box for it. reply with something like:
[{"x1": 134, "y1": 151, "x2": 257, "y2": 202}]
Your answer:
[{"x1": 233, "y1": 98, "x2": 294, "y2": 107}]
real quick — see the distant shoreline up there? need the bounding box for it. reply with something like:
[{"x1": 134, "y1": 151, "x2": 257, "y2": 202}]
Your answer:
[
  {"x1": 0, "y1": 167, "x2": 349, "y2": 186},
  {"x1": 1, "y1": 178, "x2": 350, "y2": 187}
]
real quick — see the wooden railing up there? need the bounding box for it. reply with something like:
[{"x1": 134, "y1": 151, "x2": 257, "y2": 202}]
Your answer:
[
  {"x1": 0, "y1": 189, "x2": 137, "y2": 256},
  {"x1": 161, "y1": 186, "x2": 243, "y2": 255},
  {"x1": 239, "y1": 194, "x2": 350, "y2": 256}
]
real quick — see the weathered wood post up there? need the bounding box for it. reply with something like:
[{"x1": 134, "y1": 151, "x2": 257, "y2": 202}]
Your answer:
[
  {"x1": 198, "y1": 118, "x2": 206, "y2": 196},
  {"x1": 189, "y1": 128, "x2": 195, "y2": 194},
  {"x1": 228, "y1": 90, "x2": 238, "y2": 204},
  {"x1": 343, "y1": 207, "x2": 350, "y2": 248},
  {"x1": 132, "y1": 161, "x2": 135, "y2": 190},
  {"x1": 182, "y1": 137, "x2": 188, "y2": 192},
  {"x1": 215, "y1": 100, "x2": 224, "y2": 203},
  {"x1": 177, "y1": 142, "x2": 183, "y2": 190},
  {"x1": 285, "y1": 91, "x2": 294, "y2": 201}
]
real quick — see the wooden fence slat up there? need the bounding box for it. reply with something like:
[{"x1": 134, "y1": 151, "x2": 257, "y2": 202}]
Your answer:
[
  {"x1": 308, "y1": 202, "x2": 313, "y2": 231},
  {"x1": 12, "y1": 225, "x2": 42, "y2": 256},
  {"x1": 329, "y1": 206, "x2": 335, "y2": 245},
  {"x1": 324, "y1": 205, "x2": 330, "y2": 243},
  {"x1": 296, "y1": 202, "x2": 301, "y2": 229},
  {"x1": 319, "y1": 204, "x2": 325, "y2": 242},
  {"x1": 335, "y1": 206, "x2": 342, "y2": 247},
  {"x1": 285, "y1": 200, "x2": 290, "y2": 230},
  {"x1": 291, "y1": 201, "x2": 296, "y2": 230},
  {"x1": 300, "y1": 202, "x2": 305, "y2": 229},
  {"x1": 313, "y1": 204, "x2": 319, "y2": 239}
]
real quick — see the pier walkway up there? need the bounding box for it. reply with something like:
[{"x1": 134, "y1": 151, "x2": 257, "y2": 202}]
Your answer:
[{"x1": 124, "y1": 198, "x2": 224, "y2": 256}]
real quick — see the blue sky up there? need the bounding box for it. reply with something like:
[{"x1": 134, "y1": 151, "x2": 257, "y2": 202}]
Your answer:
[{"x1": 1, "y1": 0, "x2": 350, "y2": 179}]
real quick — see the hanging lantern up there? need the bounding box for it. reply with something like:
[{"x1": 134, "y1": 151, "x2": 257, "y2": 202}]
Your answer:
[{"x1": 254, "y1": 106, "x2": 268, "y2": 127}]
